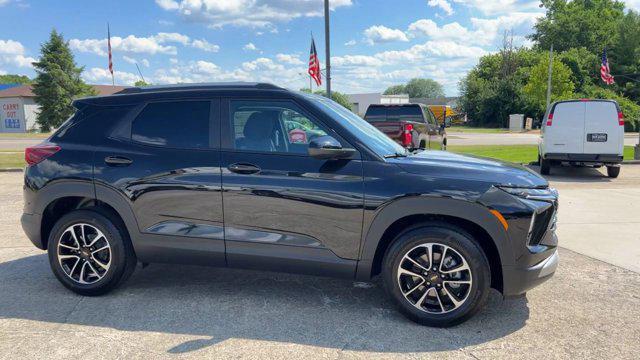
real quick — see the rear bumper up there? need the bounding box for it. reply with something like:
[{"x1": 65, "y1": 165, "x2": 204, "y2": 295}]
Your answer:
[
  {"x1": 21, "y1": 213, "x2": 44, "y2": 250},
  {"x1": 544, "y1": 153, "x2": 623, "y2": 164},
  {"x1": 502, "y1": 249, "x2": 558, "y2": 297}
]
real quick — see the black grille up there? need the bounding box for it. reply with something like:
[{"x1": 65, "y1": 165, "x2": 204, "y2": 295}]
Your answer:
[{"x1": 528, "y1": 206, "x2": 555, "y2": 246}]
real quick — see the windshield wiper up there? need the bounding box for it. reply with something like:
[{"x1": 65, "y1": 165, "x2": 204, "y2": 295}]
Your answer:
[{"x1": 383, "y1": 152, "x2": 408, "y2": 158}]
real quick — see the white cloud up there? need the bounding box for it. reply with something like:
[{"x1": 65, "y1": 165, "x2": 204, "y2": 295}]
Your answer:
[
  {"x1": 122, "y1": 56, "x2": 150, "y2": 67},
  {"x1": 243, "y1": 42, "x2": 258, "y2": 51},
  {"x1": 0, "y1": 39, "x2": 36, "y2": 68},
  {"x1": 344, "y1": 39, "x2": 356, "y2": 46},
  {"x1": 141, "y1": 59, "x2": 150, "y2": 67},
  {"x1": 428, "y1": 0, "x2": 454, "y2": 15},
  {"x1": 276, "y1": 53, "x2": 303, "y2": 65},
  {"x1": 191, "y1": 39, "x2": 220, "y2": 52},
  {"x1": 82, "y1": 67, "x2": 139, "y2": 85},
  {"x1": 363, "y1": 25, "x2": 409, "y2": 45},
  {"x1": 155, "y1": 0, "x2": 353, "y2": 29},
  {"x1": 0, "y1": 0, "x2": 9, "y2": 6},
  {"x1": 331, "y1": 55, "x2": 384, "y2": 67},
  {"x1": 154, "y1": 32, "x2": 190, "y2": 45},
  {"x1": 169, "y1": 58, "x2": 178, "y2": 64},
  {"x1": 242, "y1": 57, "x2": 284, "y2": 72},
  {"x1": 451, "y1": 0, "x2": 539, "y2": 15}
]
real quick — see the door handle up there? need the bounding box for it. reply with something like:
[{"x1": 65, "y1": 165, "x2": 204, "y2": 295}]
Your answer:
[
  {"x1": 104, "y1": 156, "x2": 133, "y2": 166},
  {"x1": 228, "y1": 163, "x2": 260, "y2": 174}
]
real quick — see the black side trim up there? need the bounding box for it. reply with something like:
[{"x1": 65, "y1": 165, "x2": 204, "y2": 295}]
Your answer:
[{"x1": 544, "y1": 153, "x2": 623, "y2": 163}]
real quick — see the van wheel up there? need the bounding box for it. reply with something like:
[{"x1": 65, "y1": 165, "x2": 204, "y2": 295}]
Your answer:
[
  {"x1": 382, "y1": 222, "x2": 490, "y2": 327},
  {"x1": 47, "y1": 209, "x2": 137, "y2": 296},
  {"x1": 606, "y1": 166, "x2": 620, "y2": 178},
  {"x1": 419, "y1": 140, "x2": 427, "y2": 149},
  {"x1": 540, "y1": 157, "x2": 551, "y2": 175}
]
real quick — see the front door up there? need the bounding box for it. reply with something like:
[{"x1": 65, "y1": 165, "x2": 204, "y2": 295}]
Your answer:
[{"x1": 220, "y1": 98, "x2": 364, "y2": 277}]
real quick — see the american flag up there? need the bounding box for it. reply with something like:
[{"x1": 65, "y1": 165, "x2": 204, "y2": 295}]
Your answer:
[
  {"x1": 308, "y1": 37, "x2": 321, "y2": 87},
  {"x1": 601, "y1": 48, "x2": 614, "y2": 85},
  {"x1": 108, "y1": 24, "x2": 114, "y2": 78}
]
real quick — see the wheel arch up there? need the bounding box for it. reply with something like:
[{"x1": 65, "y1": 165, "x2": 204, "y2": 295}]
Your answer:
[{"x1": 356, "y1": 196, "x2": 511, "y2": 293}]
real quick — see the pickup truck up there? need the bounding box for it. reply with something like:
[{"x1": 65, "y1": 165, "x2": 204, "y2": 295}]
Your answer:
[{"x1": 364, "y1": 103, "x2": 446, "y2": 150}]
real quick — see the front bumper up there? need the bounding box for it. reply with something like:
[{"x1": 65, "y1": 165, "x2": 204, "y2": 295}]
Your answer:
[
  {"x1": 502, "y1": 248, "x2": 558, "y2": 297},
  {"x1": 21, "y1": 213, "x2": 44, "y2": 250}
]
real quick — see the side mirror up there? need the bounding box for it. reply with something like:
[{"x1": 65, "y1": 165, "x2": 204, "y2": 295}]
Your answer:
[{"x1": 308, "y1": 135, "x2": 357, "y2": 160}]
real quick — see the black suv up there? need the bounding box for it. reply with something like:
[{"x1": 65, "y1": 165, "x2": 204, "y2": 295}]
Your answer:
[{"x1": 21, "y1": 83, "x2": 558, "y2": 327}]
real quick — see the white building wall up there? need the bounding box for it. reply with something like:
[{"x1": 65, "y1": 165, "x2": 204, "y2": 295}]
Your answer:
[{"x1": 23, "y1": 98, "x2": 40, "y2": 131}]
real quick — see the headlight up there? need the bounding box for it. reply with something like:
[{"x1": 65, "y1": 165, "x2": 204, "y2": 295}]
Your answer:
[{"x1": 497, "y1": 186, "x2": 558, "y2": 202}]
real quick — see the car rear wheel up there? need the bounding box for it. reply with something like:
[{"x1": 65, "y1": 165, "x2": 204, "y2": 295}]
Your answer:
[
  {"x1": 606, "y1": 166, "x2": 620, "y2": 178},
  {"x1": 47, "y1": 209, "x2": 136, "y2": 296},
  {"x1": 539, "y1": 155, "x2": 551, "y2": 175},
  {"x1": 382, "y1": 222, "x2": 490, "y2": 327}
]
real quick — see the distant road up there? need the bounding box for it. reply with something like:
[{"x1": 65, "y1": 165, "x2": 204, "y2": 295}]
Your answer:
[
  {"x1": 0, "y1": 133, "x2": 638, "y2": 150},
  {"x1": 448, "y1": 132, "x2": 639, "y2": 147}
]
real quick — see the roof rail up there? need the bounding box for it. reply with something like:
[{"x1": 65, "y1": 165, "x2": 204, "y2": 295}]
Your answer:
[{"x1": 115, "y1": 82, "x2": 283, "y2": 95}]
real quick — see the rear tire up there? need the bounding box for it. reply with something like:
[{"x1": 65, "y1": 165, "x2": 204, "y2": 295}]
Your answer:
[
  {"x1": 606, "y1": 166, "x2": 620, "y2": 178},
  {"x1": 47, "y1": 209, "x2": 137, "y2": 296},
  {"x1": 382, "y1": 222, "x2": 491, "y2": 327},
  {"x1": 540, "y1": 156, "x2": 551, "y2": 175}
]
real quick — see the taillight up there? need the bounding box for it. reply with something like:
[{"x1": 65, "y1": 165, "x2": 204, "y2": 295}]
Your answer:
[
  {"x1": 402, "y1": 123, "x2": 413, "y2": 147},
  {"x1": 25, "y1": 144, "x2": 61, "y2": 166},
  {"x1": 546, "y1": 112, "x2": 553, "y2": 126},
  {"x1": 618, "y1": 111, "x2": 625, "y2": 126}
]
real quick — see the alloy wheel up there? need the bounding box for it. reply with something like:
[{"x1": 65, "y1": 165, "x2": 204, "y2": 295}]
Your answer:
[
  {"x1": 57, "y1": 223, "x2": 111, "y2": 285},
  {"x1": 397, "y1": 243, "x2": 472, "y2": 314}
]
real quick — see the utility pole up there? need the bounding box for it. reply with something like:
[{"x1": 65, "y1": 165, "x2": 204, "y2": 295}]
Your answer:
[
  {"x1": 545, "y1": 44, "x2": 553, "y2": 111},
  {"x1": 324, "y1": 0, "x2": 331, "y2": 99}
]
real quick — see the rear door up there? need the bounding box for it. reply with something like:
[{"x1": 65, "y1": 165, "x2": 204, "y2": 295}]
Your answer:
[
  {"x1": 583, "y1": 101, "x2": 623, "y2": 155},
  {"x1": 544, "y1": 101, "x2": 585, "y2": 154}
]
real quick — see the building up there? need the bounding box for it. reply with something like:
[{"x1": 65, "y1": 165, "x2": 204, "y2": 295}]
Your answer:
[
  {"x1": 347, "y1": 93, "x2": 409, "y2": 116},
  {"x1": 0, "y1": 84, "x2": 128, "y2": 132}
]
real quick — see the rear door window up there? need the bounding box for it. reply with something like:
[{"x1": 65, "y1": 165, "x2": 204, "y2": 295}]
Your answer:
[{"x1": 131, "y1": 101, "x2": 211, "y2": 149}]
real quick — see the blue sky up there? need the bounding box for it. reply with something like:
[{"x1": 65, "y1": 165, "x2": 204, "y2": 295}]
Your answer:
[{"x1": 0, "y1": 0, "x2": 619, "y2": 95}]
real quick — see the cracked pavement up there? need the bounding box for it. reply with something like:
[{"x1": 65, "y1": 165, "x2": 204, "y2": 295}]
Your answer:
[{"x1": 1, "y1": 169, "x2": 639, "y2": 359}]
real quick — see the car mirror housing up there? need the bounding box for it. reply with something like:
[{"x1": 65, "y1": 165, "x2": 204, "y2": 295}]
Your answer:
[{"x1": 308, "y1": 135, "x2": 357, "y2": 160}]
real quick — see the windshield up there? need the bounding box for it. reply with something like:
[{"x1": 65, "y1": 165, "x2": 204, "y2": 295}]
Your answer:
[{"x1": 302, "y1": 93, "x2": 407, "y2": 157}]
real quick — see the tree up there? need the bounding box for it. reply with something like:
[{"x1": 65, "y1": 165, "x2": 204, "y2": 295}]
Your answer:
[
  {"x1": 523, "y1": 58, "x2": 575, "y2": 119},
  {"x1": 31, "y1": 29, "x2": 95, "y2": 132},
  {"x1": 530, "y1": 0, "x2": 625, "y2": 54},
  {"x1": 611, "y1": 10, "x2": 640, "y2": 103},
  {"x1": 310, "y1": 89, "x2": 353, "y2": 110},
  {"x1": 383, "y1": 84, "x2": 407, "y2": 95},
  {"x1": 403, "y1": 78, "x2": 445, "y2": 98},
  {"x1": 0, "y1": 74, "x2": 32, "y2": 85},
  {"x1": 134, "y1": 80, "x2": 150, "y2": 87}
]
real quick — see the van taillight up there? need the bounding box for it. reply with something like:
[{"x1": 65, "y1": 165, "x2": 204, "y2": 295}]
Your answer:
[
  {"x1": 546, "y1": 112, "x2": 553, "y2": 126},
  {"x1": 25, "y1": 144, "x2": 61, "y2": 166},
  {"x1": 618, "y1": 111, "x2": 625, "y2": 126},
  {"x1": 402, "y1": 123, "x2": 413, "y2": 147}
]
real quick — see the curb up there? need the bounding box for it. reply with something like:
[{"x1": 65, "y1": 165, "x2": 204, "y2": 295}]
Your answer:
[{"x1": 0, "y1": 168, "x2": 23, "y2": 172}]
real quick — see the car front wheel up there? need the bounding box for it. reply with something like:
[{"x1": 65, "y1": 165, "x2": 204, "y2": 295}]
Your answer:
[
  {"x1": 47, "y1": 209, "x2": 136, "y2": 296},
  {"x1": 382, "y1": 222, "x2": 490, "y2": 327}
]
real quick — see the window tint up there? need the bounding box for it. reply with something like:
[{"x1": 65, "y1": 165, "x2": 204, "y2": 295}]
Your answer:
[
  {"x1": 365, "y1": 106, "x2": 387, "y2": 117},
  {"x1": 425, "y1": 109, "x2": 437, "y2": 126},
  {"x1": 230, "y1": 100, "x2": 328, "y2": 154},
  {"x1": 132, "y1": 101, "x2": 210, "y2": 148}
]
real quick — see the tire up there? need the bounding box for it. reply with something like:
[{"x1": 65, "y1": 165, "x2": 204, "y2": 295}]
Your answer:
[
  {"x1": 540, "y1": 156, "x2": 551, "y2": 175},
  {"x1": 382, "y1": 222, "x2": 491, "y2": 327},
  {"x1": 419, "y1": 140, "x2": 427, "y2": 150},
  {"x1": 606, "y1": 166, "x2": 620, "y2": 178},
  {"x1": 47, "y1": 208, "x2": 137, "y2": 296},
  {"x1": 441, "y1": 138, "x2": 447, "y2": 151}
]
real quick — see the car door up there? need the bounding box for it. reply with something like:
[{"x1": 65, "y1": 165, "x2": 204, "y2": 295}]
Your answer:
[
  {"x1": 93, "y1": 98, "x2": 226, "y2": 266},
  {"x1": 423, "y1": 106, "x2": 443, "y2": 149},
  {"x1": 220, "y1": 98, "x2": 364, "y2": 278}
]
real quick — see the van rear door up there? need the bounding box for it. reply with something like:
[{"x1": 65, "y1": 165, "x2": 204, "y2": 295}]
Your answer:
[
  {"x1": 583, "y1": 101, "x2": 623, "y2": 155},
  {"x1": 545, "y1": 101, "x2": 585, "y2": 154}
]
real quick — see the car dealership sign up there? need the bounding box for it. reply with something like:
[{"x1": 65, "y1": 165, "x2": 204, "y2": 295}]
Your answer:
[{"x1": 0, "y1": 100, "x2": 25, "y2": 132}]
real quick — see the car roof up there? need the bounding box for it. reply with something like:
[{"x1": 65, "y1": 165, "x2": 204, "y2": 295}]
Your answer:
[{"x1": 74, "y1": 82, "x2": 289, "y2": 107}]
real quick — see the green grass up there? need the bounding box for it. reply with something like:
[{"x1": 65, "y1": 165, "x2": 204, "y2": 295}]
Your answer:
[
  {"x1": 0, "y1": 132, "x2": 51, "y2": 139},
  {"x1": 447, "y1": 126, "x2": 511, "y2": 134},
  {"x1": 0, "y1": 151, "x2": 24, "y2": 169},
  {"x1": 448, "y1": 145, "x2": 637, "y2": 164}
]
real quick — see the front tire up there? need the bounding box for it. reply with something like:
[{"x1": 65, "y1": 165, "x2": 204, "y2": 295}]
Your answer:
[
  {"x1": 540, "y1": 156, "x2": 551, "y2": 175},
  {"x1": 382, "y1": 222, "x2": 490, "y2": 327},
  {"x1": 47, "y1": 209, "x2": 136, "y2": 296},
  {"x1": 606, "y1": 166, "x2": 620, "y2": 178}
]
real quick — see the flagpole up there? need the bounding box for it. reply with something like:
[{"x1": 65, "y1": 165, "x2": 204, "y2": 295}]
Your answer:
[
  {"x1": 108, "y1": 23, "x2": 114, "y2": 86},
  {"x1": 323, "y1": 0, "x2": 331, "y2": 99}
]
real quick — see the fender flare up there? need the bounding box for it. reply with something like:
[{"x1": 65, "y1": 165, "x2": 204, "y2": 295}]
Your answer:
[
  {"x1": 32, "y1": 180, "x2": 95, "y2": 215},
  {"x1": 355, "y1": 196, "x2": 513, "y2": 280}
]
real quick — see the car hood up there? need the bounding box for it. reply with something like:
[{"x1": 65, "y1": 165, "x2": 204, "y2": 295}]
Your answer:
[{"x1": 391, "y1": 150, "x2": 548, "y2": 188}]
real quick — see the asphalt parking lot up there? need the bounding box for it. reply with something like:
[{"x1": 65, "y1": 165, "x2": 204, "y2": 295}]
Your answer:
[{"x1": 1, "y1": 167, "x2": 639, "y2": 359}]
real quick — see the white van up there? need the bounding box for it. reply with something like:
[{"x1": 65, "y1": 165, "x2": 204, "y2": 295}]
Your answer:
[{"x1": 539, "y1": 99, "x2": 624, "y2": 177}]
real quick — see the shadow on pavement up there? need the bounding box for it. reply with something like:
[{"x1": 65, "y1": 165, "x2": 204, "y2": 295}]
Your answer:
[
  {"x1": 0, "y1": 254, "x2": 529, "y2": 354},
  {"x1": 526, "y1": 164, "x2": 612, "y2": 183}
]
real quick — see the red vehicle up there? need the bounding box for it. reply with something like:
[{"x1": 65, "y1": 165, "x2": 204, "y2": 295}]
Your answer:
[{"x1": 364, "y1": 104, "x2": 447, "y2": 150}]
